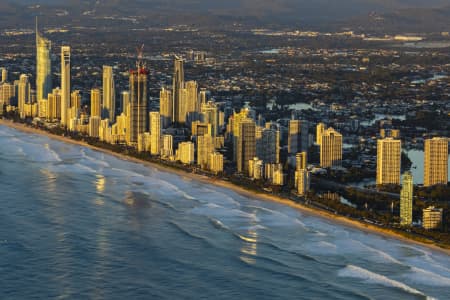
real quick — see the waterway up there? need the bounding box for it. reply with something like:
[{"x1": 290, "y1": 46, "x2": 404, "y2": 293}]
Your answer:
[{"x1": 0, "y1": 125, "x2": 449, "y2": 299}]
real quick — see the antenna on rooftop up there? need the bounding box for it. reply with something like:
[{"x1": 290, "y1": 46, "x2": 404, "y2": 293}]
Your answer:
[{"x1": 136, "y1": 44, "x2": 146, "y2": 70}]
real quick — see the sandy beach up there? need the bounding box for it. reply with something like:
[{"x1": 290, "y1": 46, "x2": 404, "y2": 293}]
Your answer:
[{"x1": 1, "y1": 118, "x2": 449, "y2": 255}]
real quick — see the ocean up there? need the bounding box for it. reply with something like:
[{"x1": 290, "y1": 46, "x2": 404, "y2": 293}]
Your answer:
[{"x1": 0, "y1": 124, "x2": 449, "y2": 299}]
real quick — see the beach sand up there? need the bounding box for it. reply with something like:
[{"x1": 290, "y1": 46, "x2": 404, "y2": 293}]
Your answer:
[{"x1": 1, "y1": 118, "x2": 449, "y2": 255}]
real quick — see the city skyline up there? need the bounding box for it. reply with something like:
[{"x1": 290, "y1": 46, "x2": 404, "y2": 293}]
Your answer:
[{"x1": 0, "y1": 5, "x2": 449, "y2": 299}]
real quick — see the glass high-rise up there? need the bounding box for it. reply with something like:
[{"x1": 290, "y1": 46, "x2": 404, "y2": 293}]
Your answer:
[
  {"x1": 60, "y1": 46, "x2": 71, "y2": 126},
  {"x1": 36, "y1": 19, "x2": 52, "y2": 115},
  {"x1": 400, "y1": 171, "x2": 413, "y2": 226}
]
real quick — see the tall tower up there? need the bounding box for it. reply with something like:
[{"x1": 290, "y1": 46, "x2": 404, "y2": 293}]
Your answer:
[
  {"x1": 377, "y1": 138, "x2": 401, "y2": 185},
  {"x1": 1, "y1": 68, "x2": 7, "y2": 83},
  {"x1": 172, "y1": 56, "x2": 184, "y2": 124},
  {"x1": 150, "y1": 111, "x2": 160, "y2": 155},
  {"x1": 424, "y1": 137, "x2": 448, "y2": 186},
  {"x1": 288, "y1": 120, "x2": 309, "y2": 154},
  {"x1": 237, "y1": 120, "x2": 256, "y2": 174},
  {"x1": 316, "y1": 122, "x2": 326, "y2": 145},
  {"x1": 320, "y1": 128, "x2": 343, "y2": 168},
  {"x1": 200, "y1": 101, "x2": 219, "y2": 137},
  {"x1": 18, "y1": 74, "x2": 30, "y2": 119},
  {"x1": 159, "y1": 87, "x2": 172, "y2": 129},
  {"x1": 257, "y1": 128, "x2": 280, "y2": 164},
  {"x1": 127, "y1": 45, "x2": 148, "y2": 145},
  {"x1": 60, "y1": 46, "x2": 71, "y2": 126},
  {"x1": 36, "y1": 18, "x2": 52, "y2": 115},
  {"x1": 400, "y1": 171, "x2": 413, "y2": 226},
  {"x1": 102, "y1": 65, "x2": 115, "y2": 122},
  {"x1": 90, "y1": 88, "x2": 101, "y2": 118}
]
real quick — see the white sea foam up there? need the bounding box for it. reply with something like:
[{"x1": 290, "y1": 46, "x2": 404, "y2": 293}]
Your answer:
[
  {"x1": 404, "y1": 267, "x2": 450, "y2": 287},
  {"x1": 337, "y1": 239, "x2": 404, "y2": 265},
  {"x1": 191, "y1": 203, "x2": 258, "y2": 221},
  {"x1": 338, "y1": 265, "x2": 426, "y2": 297}
]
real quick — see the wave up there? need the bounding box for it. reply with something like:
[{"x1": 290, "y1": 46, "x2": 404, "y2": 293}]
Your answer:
[
  {"x1": 190, "y1": 203, "x2": 258, "y2": 220},
  {"x1": 404, "y1": 267, "x2": 450, "y2": 287},
  {"x1": 208, "y1": 217, "x2": 230, "y2": 231},
  {"x1": 336, "y1": 239, "x2": 404, "y2": 265},
  {"x1": 338, "y1": 265, "x2": 427, "y2": 297},
  {"x1": 244, "y1": 205, "x2": 308, "y2": 228},
  {"x1": 167, "y1": 221, "x2": 214, "y2": 248},
  {"x1": 80, "y1": 148, "x2": 110, "y2": 168}
]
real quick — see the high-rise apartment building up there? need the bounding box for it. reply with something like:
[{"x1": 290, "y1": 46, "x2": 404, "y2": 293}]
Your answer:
[
  {"x1": 1, "y1": 68, "x2": 7, "y2": 82},
  {"x1": 422, "y1": 206, "x2": 443, "y2": 230},
  {"x1": 102, "y1": 65, "x2": 115, "y2": 122},
  {"x1": 36, "y1": 19, "x2": 52, "y2": 116},
  {"x1": 0, "y1": 82, "x2": 15, "y2": 113},
  {"x1": 46, "y1": 88, "x2": 61, "y2": 121},
  {"x1": 172, "y1": 56, "x2": 184, "y2": 124},
  {"x1": 177, "y1": 141, "x2": 195, "y2": 164},
  {"x1": 377, "y1": 138, "x2": 401, "y2": 185},
  {"x1": 184, "y1": 80, "x2": 199, "y2": 124},
  {"x1": 161, "y1": 134, "x2": 174, "y2": 159},
  {"x1": 297, "y1": 169, "x2": 311, "y2": 196},
  {"x1": 121, "y1": 91, "x2": 130, "y2": 116},
  {"x1": 424, "y1": 137, "x2": 448, "y2": 186},
  {"x1": 288, "y1": 120, "x2": 309, "y2": 154},
  {"x1": 60, "y1": 46, "x2": 71, "y2": 126},
  {"x1": 197, "y1": 134, "x2": 214, "y2": 169},
  {"x1": 160, "y1": 87, "x2": 173, "y2": 129},
  {"x1": 316, "y1": 122, "x2": 325, "y2": 145},
  {"x1": 209, "y1": 152, "x2": 224, "y2": 174},
  {"x1": 127, "y1": 67, "x2": 148, "y2": 145},
  {"x1": 150, "y1": 111, "x2": 161, "y2": 155},
  {"x1": 256, "y1": 128, "x2": 279, "y2": 164},
  {"x1": 296, "y1": 151, "x2": 307, "y2": 171},
  {"x1": 18, "y1": 74, "x2": 30, "y2": 119},
  {"x1": 400, "y1": 171, "x2": 413, "y2": 226},
  {"x1": 237, "y1": 120, "x2": 256, "y2": 174},
  {"x1": 90, "y1": 89, "x2": 101, "y2": 118},
  {"x1": 200, "y1": 101, "x2": 219, "y2": 137},
  {"x1": 320, "y1": 128, "x2": 343, "y2": 168}
]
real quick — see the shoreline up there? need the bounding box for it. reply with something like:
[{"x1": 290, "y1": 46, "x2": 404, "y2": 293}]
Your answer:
[{"x1": 1, "y1": 118, "x2": 449, "y2": 256}]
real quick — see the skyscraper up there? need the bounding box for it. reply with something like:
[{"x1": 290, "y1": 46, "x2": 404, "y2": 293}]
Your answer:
[
  {"x1": 377, "y1": 138, "x2": 401, "y2": 185},
  {"x1": 1, "y1": 67, "x2": 7, "y2": 83},
  {"x1": 150, "y1": 111, "x2": 161, "y2": 156},
  {"x1": 127, "y1": 57, "x2": 148, "y2": 146},
  {"x1": 184, "y1": 80, "x2": 199, "y2": 124},
  {"x1": 200, "y1": 101, "x2": 220, "y2": 137},
  {"x1": 69, "y1": 90, "x2": 81, "y2": 120},
  {"x1": 172, "y1": 56, "x2": 184, "y2": 124},
  {"x1": 296, "y1": 152, "x2": 307, "y2": 170},
  {"x1": 177, "y1": 141, "x2": 195, "y2": 164},
  {"x1": 209, "y1": 152, "x2": 224, "y2": 174},
  {"x1": 316, "y1": 122, "x2": 325, "y2": 145},
  {"x1": 36, "y1": 18, "x2": 52, "y2": 115},
  {"x1": 288, "y1": 120, "x2": 309, "y2": 154},
  {"x1": 121, "y1": 91, "x2": 130, "y2": 115},
  {"x1": 400, "y1": 171, "x2": 413, "y2": 226},
  {"x1": 297, "y1": 169, "x2": 311, "y2": 197},
  {"x1": 102, "y1": 65, "x2": 115, "y2": 122},
  {"x1": 159, "y1": 87, "x2": 172, "y2": 129},
  {"x1": 18, "y1": 74, "x2": 30, "y2": 119},
  {"x1": 237, "y1": 120, "x2": 256, "y2": 174},
  {"x1": 320, "y1": 128, "x2": 343, "y2": 168},
  {"x1": 90, "y1": 88, "x2": 101, "y2": 118},
  {"x1": 424, "y1": 137, "x2": 448, "y2": 187},
  {"x1": 197, "y1": 134, "x2": 214, "y2": 169},
  {"x1": 60, "y1": 46, "x2": 71, "y2": 126},
  {"x1": 46, "y1": 88, "x2": 61, "y2": 121},
  {"x1": 256, "y1": 128, "x2": 280, "y2": 164}
]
